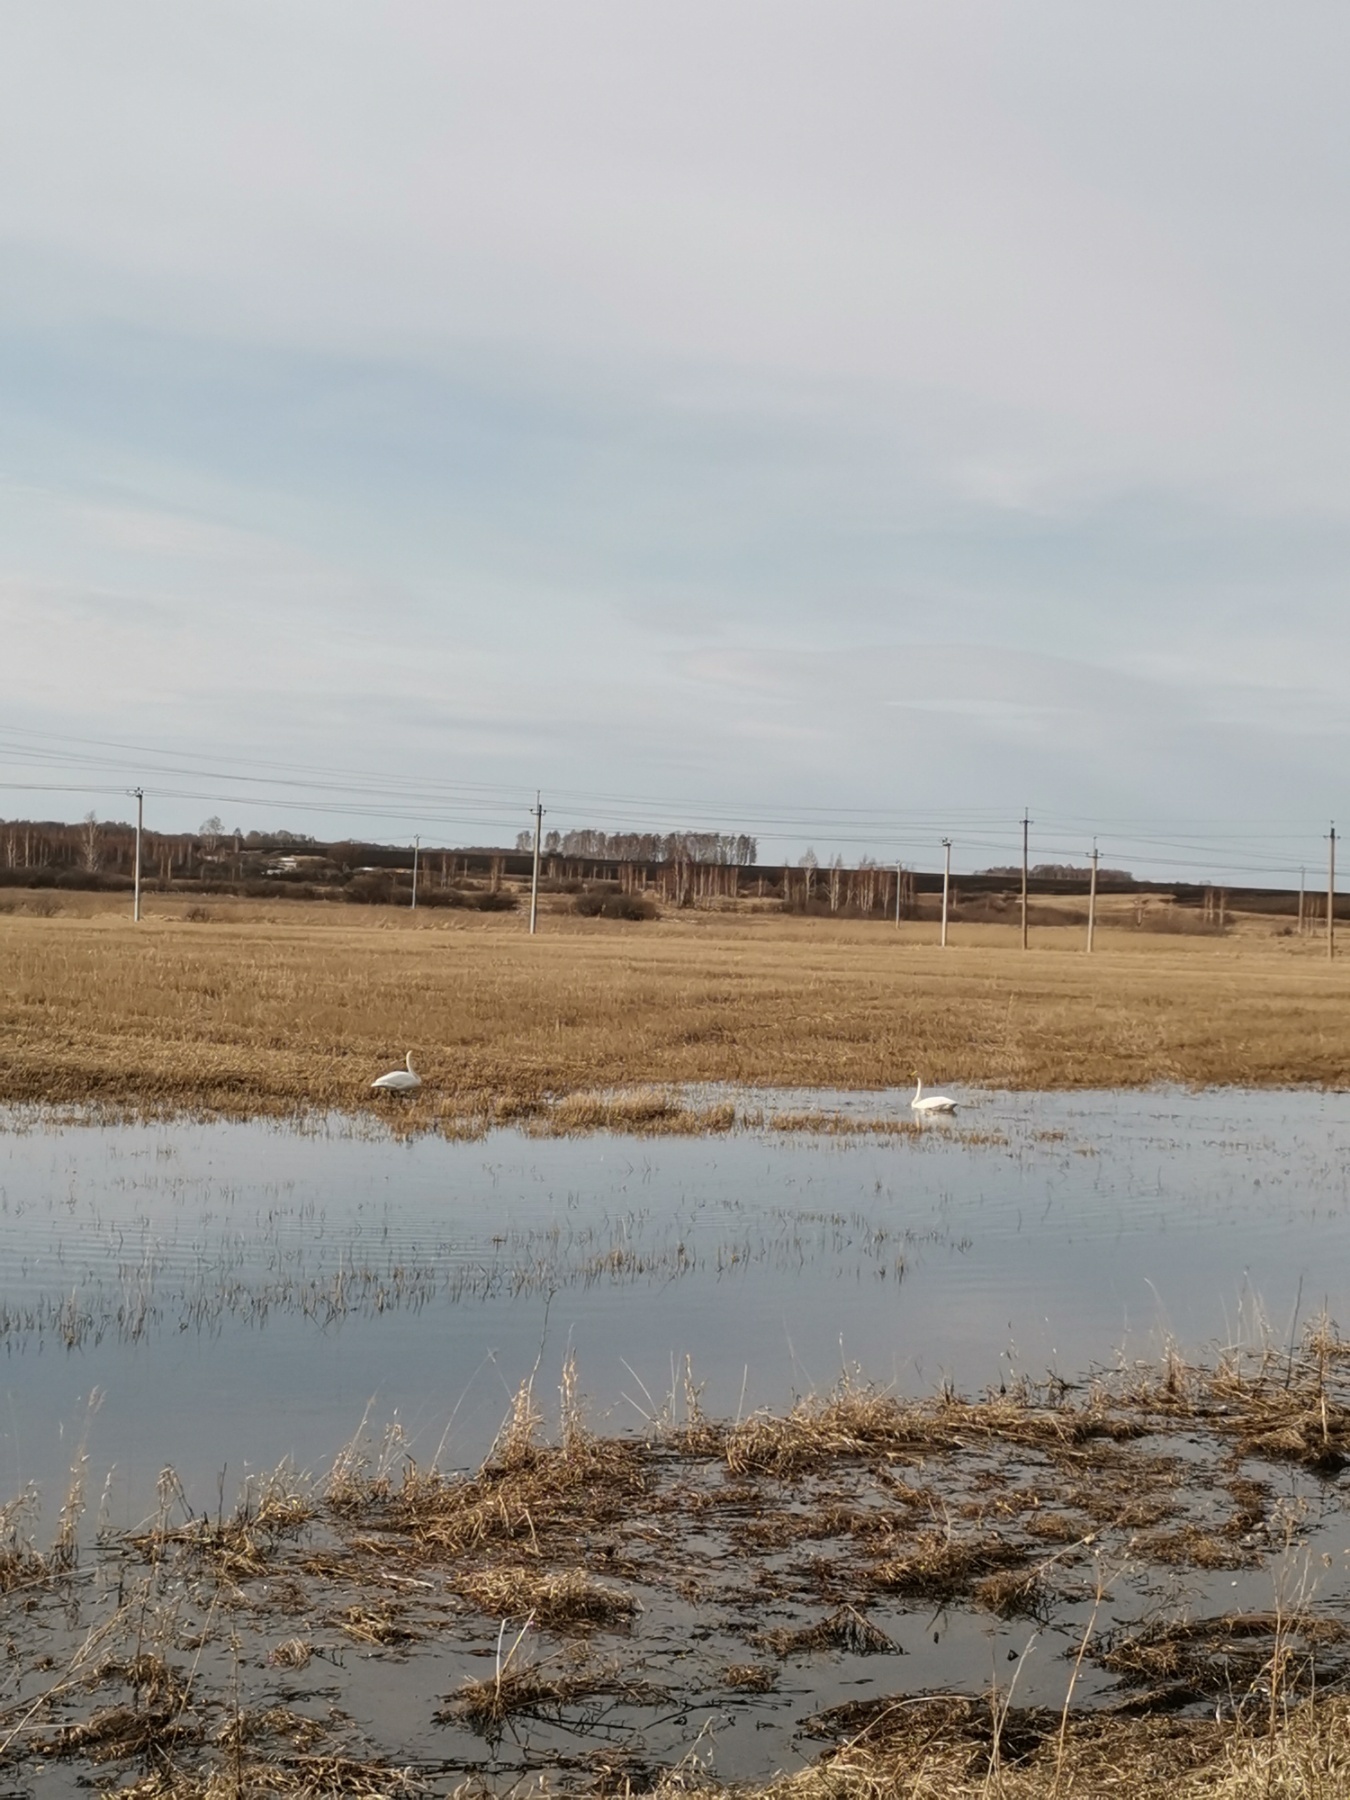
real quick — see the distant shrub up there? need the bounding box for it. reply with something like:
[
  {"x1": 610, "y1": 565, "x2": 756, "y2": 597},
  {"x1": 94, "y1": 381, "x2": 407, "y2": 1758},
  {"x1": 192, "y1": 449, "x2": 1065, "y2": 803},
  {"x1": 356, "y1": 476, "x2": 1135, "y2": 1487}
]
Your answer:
[
  {"x1": 473, "y1": 889, "x2": 519, "y2": 912},
  {"x1": 949, "y1": 898, "x2": 1085, "y2": 928},
  {"x1": 0, "y1": 868, "x2": 132, "y2": 892},
  {"x1": 343, "y1": 877, "x2": 518, "y2": 911},
  {"x1": 1138, "y1": 908, "x2": 1228, "y2": 936},
  {"x1": 344, "y1": 873, "x2": 396, "y2": 904},
  {"x1": 574, "y1": 891, "x2": 657, "y2": 921}
]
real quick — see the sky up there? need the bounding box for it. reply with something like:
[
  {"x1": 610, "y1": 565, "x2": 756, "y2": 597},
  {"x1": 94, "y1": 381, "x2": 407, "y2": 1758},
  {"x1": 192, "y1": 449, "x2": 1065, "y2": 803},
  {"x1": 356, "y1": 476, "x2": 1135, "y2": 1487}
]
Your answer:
[{"x1": 4, "y1": 3, "x2": 1350, "y2": 881}]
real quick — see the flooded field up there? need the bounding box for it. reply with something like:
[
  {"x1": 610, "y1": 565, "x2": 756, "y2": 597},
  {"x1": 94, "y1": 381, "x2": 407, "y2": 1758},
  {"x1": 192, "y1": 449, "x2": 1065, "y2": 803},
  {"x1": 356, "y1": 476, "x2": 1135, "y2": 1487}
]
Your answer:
[
  {"x1": 2, "y1": 1087, "x2": 1347, "y2": 1514},
  {"x1": 4, "y1": 1087, "x2": 1350, "y2": 1795}
]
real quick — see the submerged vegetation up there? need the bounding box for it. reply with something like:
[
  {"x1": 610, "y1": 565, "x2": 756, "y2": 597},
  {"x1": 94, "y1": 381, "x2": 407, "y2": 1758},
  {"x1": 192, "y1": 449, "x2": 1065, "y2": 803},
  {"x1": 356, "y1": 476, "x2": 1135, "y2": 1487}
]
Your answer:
[{"x1": 8, "y1": 1342, "x2": 1350, "y2": 1793}]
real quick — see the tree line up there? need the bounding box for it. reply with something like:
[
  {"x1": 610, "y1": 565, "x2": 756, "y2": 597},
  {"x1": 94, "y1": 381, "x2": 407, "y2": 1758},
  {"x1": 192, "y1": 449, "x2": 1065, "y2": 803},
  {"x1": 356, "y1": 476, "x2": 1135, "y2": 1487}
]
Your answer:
[
  {"x1": 513, "y1": 828, "x2": 758, "y2": 866},
  {"x1": 977, "y1": 861, "x2": 1135, "y2": 882}
]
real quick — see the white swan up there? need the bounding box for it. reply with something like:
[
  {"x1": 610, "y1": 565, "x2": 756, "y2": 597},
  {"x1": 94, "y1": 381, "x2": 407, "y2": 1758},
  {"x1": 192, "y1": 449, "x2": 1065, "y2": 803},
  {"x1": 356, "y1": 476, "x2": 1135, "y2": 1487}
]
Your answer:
[
  {"x1": 372, "y1": 1052, "x2": 421, "y2": 1094},
  {"x1": 911, "y1": 1078, "x2": 956, "y2": 1115}
]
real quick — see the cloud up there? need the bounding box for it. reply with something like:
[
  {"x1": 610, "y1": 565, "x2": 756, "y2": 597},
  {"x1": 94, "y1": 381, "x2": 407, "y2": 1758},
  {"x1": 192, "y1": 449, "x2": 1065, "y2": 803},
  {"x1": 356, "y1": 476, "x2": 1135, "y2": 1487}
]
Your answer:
[{"x1": 1, "y1": 5, "x2": 1349, "y2": 870}]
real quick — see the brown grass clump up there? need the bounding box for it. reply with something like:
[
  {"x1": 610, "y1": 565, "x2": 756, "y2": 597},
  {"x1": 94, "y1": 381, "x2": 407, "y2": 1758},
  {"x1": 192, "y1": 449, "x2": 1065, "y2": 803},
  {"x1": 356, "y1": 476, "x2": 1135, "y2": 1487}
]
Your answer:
[
  {"x1": 749, "y1": 1694, "x2": 1350, "y2": 1798},
  {"x1": 767, "y1": 1112, "x2": 919, "y2": 1137},
  {"x1": 7, "y1": 905, "x2": 1350, "y2": 1124},
  {"x1": 1115, "y1": 1342, "x2": 1350, "y2": 1473},
  {"x1": 1094, "y1": 1612, "x2": 1350, "y2": 1707},
  {"x1": 108, "y1": 1753, "x2": 427, "y2": 1796},
  {"x1": 460, "y1": 1563, "x2": 638, "y2": 1629},
  {"x1": 872, "y1": 1530, "x2": 1029, "y2": 1602},
  {"x1": 723, "y1": 1379, "x2": 1132, "y2": 1478},
  {"x1": 753, "y1": 1607, "x2": 896, "y2": 1658},
  {"x1": 330, "y1": 1602, "x2": 417, "y2": 1646},
  {"x1": 0, "y1": 1484, "x2": 55, "y2": 1595},
  {"x1": 329, "y1": 1367, "x2": 649, "y2": 1579},
  {"x1": 128, "y1": 1461, "x2": 314, "y2": 1581},
  {"x1": 532, "y1": 1090, "x2": 738, "y2": 1135},
  {"x1": 267, "y1": 1636, "x2": 313, "y2": 1670},
  {"x1": 972, "y1": 1566, "x2": 1049, "y2": 1620},
  {"x1": 721, "y1": 1662, "x2": 778, "y2": 1691},
  {"x1": 1133, "y1": 1525, "x2": 1251, "y2": 1571},
  {"x1": 1024, "y1": 1510, "x2": 1093, "y2": 1542},
  {"x1": 33, "y1": 1702, "x2": 198, "y2": 1765},
  {"x1": 442, "y1": 1650, "x2": 660, "y2": 1735}
]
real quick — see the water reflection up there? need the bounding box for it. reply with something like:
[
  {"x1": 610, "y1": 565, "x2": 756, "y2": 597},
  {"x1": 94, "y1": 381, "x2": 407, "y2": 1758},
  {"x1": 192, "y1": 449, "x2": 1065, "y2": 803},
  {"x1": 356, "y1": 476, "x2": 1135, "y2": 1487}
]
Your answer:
[{"x1": 1, "y1": 1086, "x2": 1347, "y2": 1520}]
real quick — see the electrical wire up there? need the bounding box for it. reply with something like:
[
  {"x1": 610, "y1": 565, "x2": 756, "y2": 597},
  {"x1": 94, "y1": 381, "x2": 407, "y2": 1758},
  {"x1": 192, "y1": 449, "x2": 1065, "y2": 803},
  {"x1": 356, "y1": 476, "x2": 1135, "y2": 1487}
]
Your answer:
[{"x1": 0, "y1": 726, "x2": 1337, "y2": 883}]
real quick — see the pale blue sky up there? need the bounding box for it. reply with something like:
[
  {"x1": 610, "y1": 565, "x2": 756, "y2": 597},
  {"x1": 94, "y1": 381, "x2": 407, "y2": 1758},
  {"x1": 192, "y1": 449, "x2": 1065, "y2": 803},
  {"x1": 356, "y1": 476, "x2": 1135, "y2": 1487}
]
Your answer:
[{"x1": 4, "y1": 3, "x2": 1350, "y2": 879}]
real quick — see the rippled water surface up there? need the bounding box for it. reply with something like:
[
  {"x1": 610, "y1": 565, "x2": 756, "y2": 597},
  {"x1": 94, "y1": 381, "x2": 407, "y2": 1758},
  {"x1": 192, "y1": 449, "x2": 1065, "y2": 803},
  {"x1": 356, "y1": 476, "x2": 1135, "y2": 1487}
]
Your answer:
[{"x1": 2, "y1": 1087, "x2": 1348, "y2": 1517}]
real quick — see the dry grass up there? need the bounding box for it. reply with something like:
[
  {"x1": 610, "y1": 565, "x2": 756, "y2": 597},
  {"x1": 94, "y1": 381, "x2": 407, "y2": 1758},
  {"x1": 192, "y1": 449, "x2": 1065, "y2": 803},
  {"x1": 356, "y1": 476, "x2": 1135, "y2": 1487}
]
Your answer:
[
  {"x1": 130, "y1": 1462, "x2": 315, "y2": 1578},
  {"x1": 715, "y1": 1694, "x2": 1350, "y2": 1799},
  {"x1": 460, "y1": 1563, "x2": 639, "y2": 1629},
  {"x1": 719, "y1": 1382, "x2": 1136, "y2": 1478},
  {"x1": 1, "y1": 901, "x2": 1349, "y2": 1123},
  {"x1": 752, "y1": 1607, "x2": 896, "y2": 1657},
  {"x1": 106, "y1": 1754, "x2": 428, "y2": 1796},
  {"x1": 21, "y1": 1346, "x2": 1350, "y2": 1797}
]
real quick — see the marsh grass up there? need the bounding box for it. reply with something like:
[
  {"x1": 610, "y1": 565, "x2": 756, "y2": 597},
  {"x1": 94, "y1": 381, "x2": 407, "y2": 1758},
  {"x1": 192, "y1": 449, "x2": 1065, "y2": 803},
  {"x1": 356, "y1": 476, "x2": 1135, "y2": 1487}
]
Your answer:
[
  {"x1": 752, "y1": 1607, "x2": 896, "y2": 1657},
  {"x1": 18, "y1": 1343, "x2": 1350, "y2": 1795},
  {"x1": 131, "y1": 1462, "x2": 315, "y2": 1579},
  {"x1": 718, "y1": 1380, "x2": 1138, "y2": 1478},
  {"x1": 741, "y1": 1695, "x2": 1350, "y2": 1798},
  {"x1": 5, "y1": 906, "x2": 1350, "y2": 1126},
  {"x1": 460, "y1": 1564, "x2": 638, "y2": 1630},
  {"x1": 444, "y1": 1648, "x2": 662, "y2": 1736}
]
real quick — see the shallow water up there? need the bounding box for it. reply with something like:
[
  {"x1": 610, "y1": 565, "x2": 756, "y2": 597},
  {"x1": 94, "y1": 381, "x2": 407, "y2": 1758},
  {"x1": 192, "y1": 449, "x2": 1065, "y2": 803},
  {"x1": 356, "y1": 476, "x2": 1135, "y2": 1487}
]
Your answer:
[
  {"x1": 8, "y1": 1088, "x2": 1350, "y2": 1791},
  {"x1": 2, "y1": 1086, "x2": 1349, "y2": 1522}
]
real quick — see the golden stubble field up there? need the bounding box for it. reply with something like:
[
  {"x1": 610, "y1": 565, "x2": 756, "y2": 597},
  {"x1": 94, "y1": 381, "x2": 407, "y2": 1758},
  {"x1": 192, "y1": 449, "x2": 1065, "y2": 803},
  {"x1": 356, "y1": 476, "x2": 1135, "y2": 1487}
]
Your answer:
[{"x1": 2, "y1": 894, "x2": 1348, "y2": 1120}]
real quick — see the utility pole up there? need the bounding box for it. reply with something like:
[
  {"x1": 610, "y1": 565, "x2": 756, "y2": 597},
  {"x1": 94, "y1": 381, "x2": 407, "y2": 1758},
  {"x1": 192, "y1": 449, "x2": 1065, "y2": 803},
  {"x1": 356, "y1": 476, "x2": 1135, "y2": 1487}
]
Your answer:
[
  {"x1": 1329, "y1": 824, "x2": 1337, "y2": 962},
  {"x1": 1086, "y1": 839, "x2": 1099, "y2": 954},
  {"x1": 1020, "y1": 808, "x2": 1031, "y2": 950},
  {"x1": 132, "y1": 788, "x2": 143, "y2": 923},
  {"x1": 894, "y1": 862, "x2": 901, "y2": 928},
  {"x1": 410, "y1": 835, "x2": 419, "y2": 910},
  {"x1": 1298, "y1": 866, "x2": 1306, "y2": 936},
  {"x1": 940, "y1": 838, "x2": 951, "y2": 948},
  {"x1": 529, "y1": 793, "x2": 545, "y2": 935}
]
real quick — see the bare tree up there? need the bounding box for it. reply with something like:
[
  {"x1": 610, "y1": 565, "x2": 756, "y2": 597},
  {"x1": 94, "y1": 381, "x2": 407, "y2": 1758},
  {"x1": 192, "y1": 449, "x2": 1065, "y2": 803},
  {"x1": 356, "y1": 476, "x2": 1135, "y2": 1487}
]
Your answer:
[{"x1": 81, "y1": 811, "x2": 101, "y2": 873}]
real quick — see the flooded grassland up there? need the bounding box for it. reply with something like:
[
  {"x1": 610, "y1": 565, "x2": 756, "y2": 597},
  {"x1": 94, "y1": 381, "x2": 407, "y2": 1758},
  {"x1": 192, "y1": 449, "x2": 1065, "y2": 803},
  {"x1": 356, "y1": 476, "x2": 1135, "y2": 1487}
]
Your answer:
[
  {"x1": 7, "y1": 908, "x2": 1350, "y2": 1123},
  {"x1": 2, "y1": 1092, "x2": 1350, "y2": 1794}
]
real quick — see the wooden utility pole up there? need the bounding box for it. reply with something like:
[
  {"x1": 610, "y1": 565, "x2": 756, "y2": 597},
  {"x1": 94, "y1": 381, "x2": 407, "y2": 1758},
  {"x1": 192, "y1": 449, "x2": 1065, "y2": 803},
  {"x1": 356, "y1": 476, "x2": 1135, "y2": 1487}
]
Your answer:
[
  {"x1": 1087, "y1": 840, "x2": 1099, "y2": 954},
  {"x1": 894, "y1": 862, "x2": 901, "y2": 928},
  {"x1": 940, "y1": 838, "x2": 951, "y2": 948},
  {"x1": 1298, "y1": 866, "x2": 1305, "y2": 936},
  {"x1": 410, "y1": 835, "x2": 419, "y2": 910},
  {"x1": 529, "y1": 794, "x2": 544, "y2": 935},
  {"x1": 132, "y1": 788, "x2": 143, "y2": 923},
  {"x1": 1020, "y1": 809, "x2": 1031, "y2": 950},
  {"x1": 1329, "y1": 823, "x2": 1337, "y2": 961}
]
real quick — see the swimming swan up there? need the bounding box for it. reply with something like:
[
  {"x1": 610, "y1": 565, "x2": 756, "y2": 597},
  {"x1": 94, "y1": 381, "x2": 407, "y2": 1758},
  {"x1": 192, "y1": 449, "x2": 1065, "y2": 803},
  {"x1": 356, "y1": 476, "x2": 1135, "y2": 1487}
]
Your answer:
[{"x1": 911, "y1": 1079, "x2": 956, "y2": 1115}]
